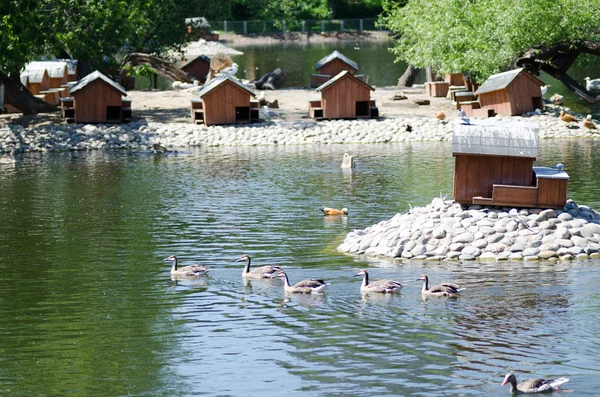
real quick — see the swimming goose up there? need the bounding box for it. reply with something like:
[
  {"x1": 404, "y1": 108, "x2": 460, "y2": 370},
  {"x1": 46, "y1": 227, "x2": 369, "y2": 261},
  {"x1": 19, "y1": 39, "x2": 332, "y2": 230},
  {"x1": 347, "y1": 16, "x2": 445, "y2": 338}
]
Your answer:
[
  {"x1": 417, "y1": 274, "x2": 465, "y2": 297},
  {"x1": 235, "y1": 254, "x2": 281, "y2": 279},
  {"x1": 320, "y1": 207, "x2": 348, "y2": 216},
  {"x1": 501, "y1": 373, "x2": 569, "y2": 394},
  {"x1": 354, "y1": 269, "x2": 405, "y2": 294},
  {"x1": 275, "y1": 271, "x2": 329, "y2": 294},
  {"x1": 163, "y1": 255, "x2": 209, "y2": 277}
]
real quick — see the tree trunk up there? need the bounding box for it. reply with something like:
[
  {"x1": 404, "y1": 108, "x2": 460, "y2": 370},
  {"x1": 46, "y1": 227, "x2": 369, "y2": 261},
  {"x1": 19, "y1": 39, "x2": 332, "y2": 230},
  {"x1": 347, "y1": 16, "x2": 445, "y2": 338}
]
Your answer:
[
  {"x1": 0, "y1": 71, "x2": 57, "y2": 115},
  {"x1": 397, "y1": 65, "x2": 421, "y2": 87},
  {"x1": 120, "y1": 53, "x2": 191, "y2": 83},
  {"x1": 516, "y1": 41, "x2": 600, "y2": 103}
]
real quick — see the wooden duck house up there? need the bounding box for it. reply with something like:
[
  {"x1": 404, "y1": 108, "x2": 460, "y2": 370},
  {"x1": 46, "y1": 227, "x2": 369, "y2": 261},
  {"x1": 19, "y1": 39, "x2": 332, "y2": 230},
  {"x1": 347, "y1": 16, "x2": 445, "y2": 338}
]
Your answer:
[
  {"x1": 310, "y1": 50, "x2": 359, "y2": 88},
  {"x1": 22, "y1": 68, "x2": 49, "y2": 95},
  {"x1": 68, "y1": 71, "x2": 131, "y2": 124},
  {"x1": 309, "y1": 71, "x2": 378, "y2": 120},
  {"x1": 181, "y1": 55, "x2": 211, "y2": 83},
  {"x1": 453, "y1": 120, "x2": 568, "y2": 208},
  {"x1": 193, "y1": 75, "x2": 258, "y2": 126},
  {"x1": 471, "y1": 68, "x2": 544, "y2": 117}
]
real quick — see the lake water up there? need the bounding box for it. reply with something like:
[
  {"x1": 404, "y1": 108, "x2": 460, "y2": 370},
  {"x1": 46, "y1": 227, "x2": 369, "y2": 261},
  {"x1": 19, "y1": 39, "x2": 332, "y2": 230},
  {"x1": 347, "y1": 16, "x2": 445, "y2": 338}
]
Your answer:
[{"x1": 1, "y1": 140, "x2": 600, "y2": 395}]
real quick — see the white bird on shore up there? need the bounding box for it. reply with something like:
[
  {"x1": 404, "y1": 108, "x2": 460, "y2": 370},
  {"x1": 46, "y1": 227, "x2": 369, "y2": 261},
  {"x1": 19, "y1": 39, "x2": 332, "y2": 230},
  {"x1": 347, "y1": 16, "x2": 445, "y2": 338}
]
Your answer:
[
  {"x1": 552, "y1": 162, "x2": 565, "y2": 171},
  {"x1": 585, "y1": 77, "x2": 600, "y2": 93},
  {"x1": 262, "y1": 105, "x2": 280, "y2": 121},
  {"x1": 458, "y1": 109, "x2": 470, "y2": 125},
  {"x1": 219, "y1": 63, "x2": 239, "y2": 77},
  {"x1": 540, "y1": 85, "x2": 548, "y2": 96}
]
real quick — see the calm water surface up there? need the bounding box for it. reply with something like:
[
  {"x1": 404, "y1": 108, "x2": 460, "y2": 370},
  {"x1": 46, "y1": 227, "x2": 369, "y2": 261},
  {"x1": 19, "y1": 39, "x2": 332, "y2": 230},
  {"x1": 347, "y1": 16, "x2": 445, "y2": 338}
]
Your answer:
[{"x1": 1, "y1": 140, "x2": 600, "y2": 396}]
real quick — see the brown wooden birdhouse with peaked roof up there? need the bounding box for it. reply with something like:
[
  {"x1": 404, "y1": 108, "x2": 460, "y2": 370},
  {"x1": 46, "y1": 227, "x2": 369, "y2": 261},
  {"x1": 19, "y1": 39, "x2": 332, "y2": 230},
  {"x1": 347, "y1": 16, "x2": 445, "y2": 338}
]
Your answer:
[
  {"x1": 194, "y1": 75, "x2": 258, "y2": 126},
  {"x1": 181, "y1": 55, "x2": 211, "y2": 83},
  {"x1": 309, "y1": 70, "x2": 378, "y2": 120},
  {"x1": 452, "y1": 120, "x2": 568, "y2": 208},
  {"x1": 69, "y1": 71, "x2": 130, "y2": 124},
  {"x1": 310, "y1": 50, "x2": 362, "y2": 88},
  {"x1": 472, "y1": 68, "x2": 544, "y2": 117}
]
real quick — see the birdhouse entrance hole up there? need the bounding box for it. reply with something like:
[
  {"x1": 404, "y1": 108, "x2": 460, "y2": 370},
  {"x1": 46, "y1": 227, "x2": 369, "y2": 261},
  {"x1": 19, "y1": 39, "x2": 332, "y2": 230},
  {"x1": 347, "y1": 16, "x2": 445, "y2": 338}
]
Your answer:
[
  {"x1": 106, "y1": 106, "x2": 121, "y2": 122},
  {"x1": 355, "y1": 101, "x2": 370, "y2": 117},
  {"x1": 235, "y1": 106, "x2": 250, "y2": 122}
]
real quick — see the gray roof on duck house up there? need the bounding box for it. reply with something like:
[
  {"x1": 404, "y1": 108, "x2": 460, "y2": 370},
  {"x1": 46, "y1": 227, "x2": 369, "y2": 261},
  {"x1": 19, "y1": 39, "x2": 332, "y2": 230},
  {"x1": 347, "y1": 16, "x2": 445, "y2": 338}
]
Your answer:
[
  {"x1": 474, "y1": 68, "x2": 543, "y2": 96},
  {"x1": 197, "y1": 74, "x2": 255, "y2": 98},
  {"x1": 69, "y1": 70, "x2": 127, "y2": 96},
  {"x1": 316, "y1": 70, "x2": 374, "y2": 92},
  {"x1": 182, "y1": 54, "x2": 211, "y2": 68},
  {"x1": 452, "y1": 119, "x2": 539, "y2": 158},
  {"x1": 314, "y1": 50, "x2": 358, "y2": 71}
]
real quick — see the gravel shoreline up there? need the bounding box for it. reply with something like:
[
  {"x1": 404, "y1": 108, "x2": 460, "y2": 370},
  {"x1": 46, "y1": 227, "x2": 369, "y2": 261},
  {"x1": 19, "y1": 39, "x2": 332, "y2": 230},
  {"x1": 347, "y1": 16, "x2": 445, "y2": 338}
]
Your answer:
[{"x1": 1, "y1": 104, "x2": 598, "y2": 153}]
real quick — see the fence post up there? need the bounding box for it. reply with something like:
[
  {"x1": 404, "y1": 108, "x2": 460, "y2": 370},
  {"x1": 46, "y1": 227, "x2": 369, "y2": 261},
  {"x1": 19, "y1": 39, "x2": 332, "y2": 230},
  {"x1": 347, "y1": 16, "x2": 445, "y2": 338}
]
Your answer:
[
  {"x1": 302, "y1": 21, "x2": 305, "y2": 33},
  {"x1": 360, "y1": 19, "x2": 363, "y2": 32},
  {"x1": 340, "y1": 20, "x2": 344, "y2": 32},
  {"x1": 263, "y1": 22, "x2": 266, "y2": 33},
  {"x1": 321, "y1": 20, "x2": 324, "y2": 32},
  {"x1": 243, "y1": 21, "x2": 247, "y2": 34},
  {"x1": 282, "y1": 21, "x2": 285, "y2": 33},
  {"x1": 224, "y1": 20, "x2": 227, "y2": 33}
]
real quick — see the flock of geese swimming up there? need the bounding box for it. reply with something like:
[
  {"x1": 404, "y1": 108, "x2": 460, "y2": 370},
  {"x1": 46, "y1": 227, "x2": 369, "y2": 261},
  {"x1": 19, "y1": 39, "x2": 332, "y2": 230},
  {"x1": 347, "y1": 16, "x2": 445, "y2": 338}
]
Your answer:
[
  {"x1": 163, "y1": 254, "x2": 466, "y2": 297},
  {"x1": 163, "y1": 254, "x2": 572, "y2": 393}
]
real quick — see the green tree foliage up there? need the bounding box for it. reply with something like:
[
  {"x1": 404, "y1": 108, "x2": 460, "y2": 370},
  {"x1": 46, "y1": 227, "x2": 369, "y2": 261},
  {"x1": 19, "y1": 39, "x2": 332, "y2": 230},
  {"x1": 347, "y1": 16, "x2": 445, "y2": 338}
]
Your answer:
[
  {"x1": 382, "y1": 0, "x2": 600, "y2": 83},
  {"x1": 0, "y1": 0, "x2": 234, "y2": 75}
]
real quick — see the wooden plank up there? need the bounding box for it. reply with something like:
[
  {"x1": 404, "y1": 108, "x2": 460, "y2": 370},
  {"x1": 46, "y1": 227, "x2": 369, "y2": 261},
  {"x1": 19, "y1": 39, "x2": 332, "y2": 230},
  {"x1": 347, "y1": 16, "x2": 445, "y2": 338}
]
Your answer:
[
  {"x1": 558, "y1": 179, "x2": 568, "y2": 206},
  {"x1": 492, "y1": 184, "x2": 538, "y2": 206},
  {"x1": 453, "y1": 155, "x2": 469, "y2": 203},
  {"x1": 477, "y1": 156, "x2": 492, "y2": 198},
  {"x1": 501, "y1": 157, "x2": 514, "y2": 185},
  {"x1": 465, "y1": 156, "x2": 481, "y2": 201}
]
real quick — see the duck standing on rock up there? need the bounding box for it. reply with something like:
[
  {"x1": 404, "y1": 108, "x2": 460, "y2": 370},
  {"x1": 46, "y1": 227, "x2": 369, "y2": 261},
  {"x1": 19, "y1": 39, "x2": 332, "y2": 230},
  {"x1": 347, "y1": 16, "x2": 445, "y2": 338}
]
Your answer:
[
  {"x1": 584, "y1": 114, "x2": 597, "y2": 130},
  {"x1": 435, "y1": 111, "x2": 446, "y2": 121},
  {"x1": 559, "y1": 110, "x2": 578, "y2": 125},
  {"x1": 235, "y1": 254, "x2": 281, "y2": 279},
  {"x1": 417, "y1": 274, "x2": 465, "y2": 297},
  {"x1": 163, "y1": 255, "x2": 209, "y2": 277},
  {"x1": 276, "y1": 271, "x2": 329, "y2": 294},
  {"x1": 501, "y1": 373, "x2": 569, "y2": 394},
  {"x1": 584, "y1": 76, "x2": 600, "y2": 93},
  {"x1": 354, "y1": 269, "x2": 404, "y2": 294},
  {"x1": 320, "y1": 207, "x2": 348, "y2": 216}
]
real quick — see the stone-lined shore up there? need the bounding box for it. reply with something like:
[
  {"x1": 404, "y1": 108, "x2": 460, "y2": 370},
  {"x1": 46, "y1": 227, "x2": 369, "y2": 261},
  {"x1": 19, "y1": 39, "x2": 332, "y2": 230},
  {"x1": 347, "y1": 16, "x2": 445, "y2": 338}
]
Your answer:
[
  {"x1": 1, "y1": 106, "x2": 599, "y2": 152},
  {"x1": 338, "y1": 198, "x2": 600, "y2": 262}
]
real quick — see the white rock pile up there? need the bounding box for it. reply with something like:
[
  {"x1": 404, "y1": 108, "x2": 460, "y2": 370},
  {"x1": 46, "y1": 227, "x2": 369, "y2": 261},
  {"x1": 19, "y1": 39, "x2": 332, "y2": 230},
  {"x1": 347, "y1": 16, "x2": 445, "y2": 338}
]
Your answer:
[
  {"x1": 338, "y1": 197, "x2": 600, "y2": 262},
  {"x1": 0, "y1": 106, "x2": 598, "y2": 153}
]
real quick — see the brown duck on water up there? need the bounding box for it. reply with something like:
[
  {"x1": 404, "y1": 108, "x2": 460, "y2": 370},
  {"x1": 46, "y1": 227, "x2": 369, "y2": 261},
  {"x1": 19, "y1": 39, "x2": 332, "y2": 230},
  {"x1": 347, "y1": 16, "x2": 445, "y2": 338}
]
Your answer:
[
  {"x1": 353, "y1": 269, "x2": 405, "y2": 294},
  {"x1": 501, "y1": 373, "x2": 569, "y2": 394},
  {"x1": 275, "y1": 271, "x2": 329, "y2": 294},
  {"x1": 235, "y1": 254, "x2": 281, "y2": 279},
  {"x1": 163, "y1": 255, "x2": 209, "y2": 277},
  {"x1": 416, "y1": 274, "x2": 465, "y2": 297}
]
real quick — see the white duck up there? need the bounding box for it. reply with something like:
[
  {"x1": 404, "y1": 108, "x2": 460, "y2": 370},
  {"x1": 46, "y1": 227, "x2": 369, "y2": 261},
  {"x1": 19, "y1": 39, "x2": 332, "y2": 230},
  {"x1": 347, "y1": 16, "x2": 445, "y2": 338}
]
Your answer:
[
  {"x1": 276, "y1": 271, "x2": 329, "y2": 294},
  {"x1": 584, "y1": 77, "x2": 600, "y2": 93},
  {"x1": 219, "y1": 63, "x2": 239, "y2": 77},
  {"x1": 501, "y1": 373, "x2": 569, "y2": 394},
  {"x1": 235, "y1": 254, "x2": 281, "y2": 279}
]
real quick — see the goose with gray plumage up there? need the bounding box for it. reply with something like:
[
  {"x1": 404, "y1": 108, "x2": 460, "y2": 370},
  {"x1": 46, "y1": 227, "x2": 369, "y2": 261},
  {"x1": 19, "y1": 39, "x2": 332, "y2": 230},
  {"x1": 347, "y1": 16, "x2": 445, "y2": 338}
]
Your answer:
[
  {"x1": 417, "y1": 274, "x2": 465, "y2": 297},
  {"x1": 354, "y1": 269, "x2": 405, "y2": 294},
  {"x1": 163, "y1": 255, "x2": 209, "y2": 277},
  {"x1": 235, "y1": 254, "x2": 281, "y2": 279},
  {"x1": 276, "y1": 271, "x2": 329, "y2": 294},
  {"x1": 501, "y1": 373, "x2": 569, "y2": 394}
]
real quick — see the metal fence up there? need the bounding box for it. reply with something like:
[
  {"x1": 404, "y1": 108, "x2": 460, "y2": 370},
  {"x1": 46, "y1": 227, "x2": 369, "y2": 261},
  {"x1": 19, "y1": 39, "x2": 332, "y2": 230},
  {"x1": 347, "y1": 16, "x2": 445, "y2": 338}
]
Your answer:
[{"x1": 209, "y1": 18, "x2": 383, "y2": 35}]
